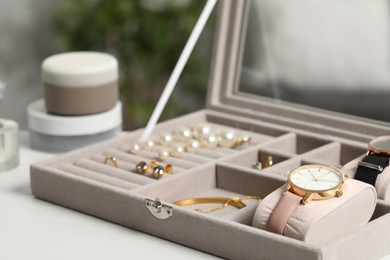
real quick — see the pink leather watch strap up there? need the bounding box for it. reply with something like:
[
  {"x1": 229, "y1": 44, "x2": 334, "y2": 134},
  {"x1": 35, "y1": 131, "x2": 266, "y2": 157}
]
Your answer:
[{"x1": 267, "y1": 191, "x2": 302, "y2": 234}]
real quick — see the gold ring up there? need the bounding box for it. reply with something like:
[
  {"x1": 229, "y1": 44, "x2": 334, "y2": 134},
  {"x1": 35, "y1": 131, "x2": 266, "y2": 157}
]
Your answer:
[{"x1": 104, "y1": 156, "x2": 118, "y2": 167}]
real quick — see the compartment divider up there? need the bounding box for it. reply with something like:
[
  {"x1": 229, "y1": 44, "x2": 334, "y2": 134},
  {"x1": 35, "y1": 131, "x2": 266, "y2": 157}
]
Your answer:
[
  {"x1": 192, "y1": 149, "x2": 228, "y2": 158},
  {"x1": 302, "y1": 141, "x2": 366, "y2": 167},
  {"x1": 260, "y1": 158, "x2": 302, "y2": 177},
  {"x1": 215, "y1": 163, "x2": 285, "y2": 197},
  {"x1": 300, "y1": 142, "x2": 341, "y2": 164}
]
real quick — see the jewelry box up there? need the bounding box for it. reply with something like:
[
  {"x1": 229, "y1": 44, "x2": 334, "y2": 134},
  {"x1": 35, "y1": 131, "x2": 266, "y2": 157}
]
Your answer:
[{"x1": 30, "y1": 1, "x2": 390, "y2": 259}]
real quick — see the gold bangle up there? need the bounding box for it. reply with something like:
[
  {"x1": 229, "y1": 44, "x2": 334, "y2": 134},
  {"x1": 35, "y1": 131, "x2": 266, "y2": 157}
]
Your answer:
[
  {"x1": 173, "y1": 196, "x2": 262, "y2": 213},
  {"x1": 104, "y1": 155, "x2": 118, "y2": 167}
]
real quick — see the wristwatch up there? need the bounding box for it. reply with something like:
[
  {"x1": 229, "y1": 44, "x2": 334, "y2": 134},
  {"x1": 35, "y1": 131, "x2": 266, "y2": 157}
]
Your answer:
[
  {"x1": 355, "y1": 135, "x2": 390, "y2": 186},
  {"x1": 267, "y1": 165, "x2": 348, "y2": 234}
]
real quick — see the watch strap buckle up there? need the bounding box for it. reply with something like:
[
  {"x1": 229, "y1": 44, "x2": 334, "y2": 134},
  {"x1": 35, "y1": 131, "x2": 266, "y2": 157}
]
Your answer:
[{"x1": 358, "y1": 161, "x2": 384, "y2": 173}]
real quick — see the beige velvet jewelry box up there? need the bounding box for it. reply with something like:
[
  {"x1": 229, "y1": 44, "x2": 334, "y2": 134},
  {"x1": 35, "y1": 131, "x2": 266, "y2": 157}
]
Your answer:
[{"x1": 30, "y1": 1, "x2": 390, "y2": 259}]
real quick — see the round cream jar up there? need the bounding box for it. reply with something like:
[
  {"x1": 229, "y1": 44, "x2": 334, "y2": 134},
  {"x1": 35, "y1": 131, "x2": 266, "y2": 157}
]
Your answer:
[
  {"x1": 27, "y1": 99, "x2": 122, "y2": 152},
  {"x1": 42, "y1": 52, "x2": 118, "y2": 115}
]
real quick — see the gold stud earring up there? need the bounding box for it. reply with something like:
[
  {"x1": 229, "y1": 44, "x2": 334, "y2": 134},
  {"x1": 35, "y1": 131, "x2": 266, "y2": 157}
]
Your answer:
[
  {"x1": 185, "y1": 139, "x2": 201, "y2": 152},
  {"x1": 251, "y1": 162, "x2": 263, "y2": 170},
  {"x1": 265, "y1": 156, "x2": 273, "y2": 168},
  {"x1": 158, "y1": 149, "x2": 171, "y2": 160},
  {"x1": 143, "y1": 140, "x2": 156, "y2": 150},
  {"x1": 170, "y1": 144, "x2": 185, "y2": 157},
  {"x1": 152, "y1": 165, "x2": 165, "y2": 179},
  {"x1": 160, "y1": 133, "x2": 175, "y2": 146},
  {"x1": 104, "y1": 156, "x2": 118, "y2": 167},
  {"x1": 175, "y1": 127, "x2": 193, "y2": 142},
  {"x1": 200, "y1": 132, "x2": 218, "y2": 148},
  {"x1": 135, "y1": 161, "x2": 148, "y2": 174},
  {"x1": 194, "y1": 123, "x2": 213, "y2": 140},
  {"x1": 130, "y1": 143, "x2": 143, "y2": 154},
  {"x1": 150, "y1": 160, "x2": 159, "y2": 169},
  {"x1": 150, "y1": 161, "x2": 173, "y2": 179},
  {"x1": 235, "y1": 136, "x2": 251, "y2": 147},
  {"x1": 218, "y1": 129, "x2": 237, "y2": 148},
  {"x1": 164, "y1": 164, "x2": 173, "y2": 174}
]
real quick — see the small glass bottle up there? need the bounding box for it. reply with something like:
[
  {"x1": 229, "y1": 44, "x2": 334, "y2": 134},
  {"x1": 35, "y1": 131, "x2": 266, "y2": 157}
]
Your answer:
[
  {"x1": 0, "y1": 119, "x2": 19, "y2": 171},
  {"x1": 0, "y1": 81, "x2": 19, "y2": 172}
]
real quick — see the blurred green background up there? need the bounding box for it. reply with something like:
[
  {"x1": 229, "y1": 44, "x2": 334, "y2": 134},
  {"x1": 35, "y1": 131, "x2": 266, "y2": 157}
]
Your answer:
[{"x1": 54, "y1": 0, "x2": 213, "y2": 130}]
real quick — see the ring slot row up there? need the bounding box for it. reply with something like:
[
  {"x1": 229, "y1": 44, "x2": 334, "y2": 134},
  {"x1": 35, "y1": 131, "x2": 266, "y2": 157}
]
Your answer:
[
  {"x1": 116, "y1": 146, "x2": 198, "y2": 169},
  {"x1": 74, "y1": 158, "x2": 155, "y2": 185},
  {"x1": 100, "y1": 150, "x2": 185, "y2": 173},
  {"x1": 95, "y1": 153, "x2": 176, "y2": 180},
  {"x1": 122, "y1": 142, "x2": 228, "y2": 159},
  {"x1": 59, "y1": 164, "x2": 140, "y2": 190}
]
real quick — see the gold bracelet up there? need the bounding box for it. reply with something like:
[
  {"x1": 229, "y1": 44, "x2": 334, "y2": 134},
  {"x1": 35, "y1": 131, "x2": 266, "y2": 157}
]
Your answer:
[{"x1": 173, "y1": 196, "x2": 262, "y2": 213}]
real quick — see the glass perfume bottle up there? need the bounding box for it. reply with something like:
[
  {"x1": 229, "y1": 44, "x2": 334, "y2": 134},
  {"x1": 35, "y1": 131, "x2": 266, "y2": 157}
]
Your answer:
[
  {"x1": 0, "y1": 119, "x2": 19, "y2": 171},
  {"x1": 0, "y1": 81, "x2": 19, "y2": 172}
]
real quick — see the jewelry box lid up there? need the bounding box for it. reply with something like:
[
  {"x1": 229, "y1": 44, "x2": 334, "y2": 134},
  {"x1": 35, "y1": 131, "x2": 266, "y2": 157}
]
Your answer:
[{"x1": 206, "y1": 0, "x2": 390, "y2": 142}]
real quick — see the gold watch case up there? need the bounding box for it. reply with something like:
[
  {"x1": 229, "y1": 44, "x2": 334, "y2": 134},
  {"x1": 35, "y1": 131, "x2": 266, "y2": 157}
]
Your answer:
[
  {"x1": 368, "y1": 135, "x2": 390, "y2": 156},
  {"x1": 286, "y1": 165, "x2": 348, "y2": 205}
]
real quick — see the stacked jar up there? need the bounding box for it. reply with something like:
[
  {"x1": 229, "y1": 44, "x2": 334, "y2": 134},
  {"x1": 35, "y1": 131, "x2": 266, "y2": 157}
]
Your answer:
[{"x1": 27, "y1": 52, "x2": 122, "y2": 152}]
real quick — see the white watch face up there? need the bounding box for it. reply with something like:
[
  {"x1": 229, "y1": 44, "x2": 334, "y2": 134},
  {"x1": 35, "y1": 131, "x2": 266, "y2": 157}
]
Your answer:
[{"x1": 289, "y1": 165, "x2": 343, "y2": 192}]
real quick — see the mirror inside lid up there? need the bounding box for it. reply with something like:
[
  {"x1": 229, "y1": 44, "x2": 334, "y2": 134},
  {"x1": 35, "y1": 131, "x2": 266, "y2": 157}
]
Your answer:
[{"x1": 208, "y1": 0, "x2": 390, "y2": 139}]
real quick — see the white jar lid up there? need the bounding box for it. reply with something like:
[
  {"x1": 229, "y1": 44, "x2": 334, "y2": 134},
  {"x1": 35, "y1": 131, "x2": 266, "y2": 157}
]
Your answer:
[
  {"x1": 42, "y1": 52, "x2": 118, "y2": 87},
  {"x1": 27, "y1": 99, "x2": 122, "y2": 136}
]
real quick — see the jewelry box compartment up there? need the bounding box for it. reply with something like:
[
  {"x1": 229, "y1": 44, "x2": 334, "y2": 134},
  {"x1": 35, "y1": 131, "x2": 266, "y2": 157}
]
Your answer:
[
  {"x1": 135, "y1": 163, "x2": 283, "y2": 220},
  {"x1": 30, "y1": 109, "x2": 390, "y2": 260},
  {"x1": 221, "y1": 132, "x2": 367, "y2": 177}
]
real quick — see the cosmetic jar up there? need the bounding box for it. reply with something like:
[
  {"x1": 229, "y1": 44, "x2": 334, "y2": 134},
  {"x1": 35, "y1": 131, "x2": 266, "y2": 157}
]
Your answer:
[
  {"x1": 42, "y1": 52, "x2": 118, "y2": 115},
  {"x1": 27, "y1": 99, "x2": 122, "y2": 153}
]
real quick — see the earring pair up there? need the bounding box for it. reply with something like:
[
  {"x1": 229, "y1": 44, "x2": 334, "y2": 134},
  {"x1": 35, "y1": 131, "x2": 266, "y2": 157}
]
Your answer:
[
  {"x1": 251, "y1": 156, "x2": 274, "y2": 170},
  {"x1": 136, "y1": 160, "x2": 173, "y2": 179}
]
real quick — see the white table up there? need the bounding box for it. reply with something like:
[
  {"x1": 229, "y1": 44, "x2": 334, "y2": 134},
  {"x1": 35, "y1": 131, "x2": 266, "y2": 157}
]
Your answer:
[{"x1": 0, "y1": 133, "x2": 218, "y2": 259}]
